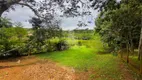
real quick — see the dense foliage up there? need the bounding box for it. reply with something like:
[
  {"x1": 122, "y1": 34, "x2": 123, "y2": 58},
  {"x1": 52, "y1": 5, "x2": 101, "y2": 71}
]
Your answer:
[
  {"x1": 0, "y1": 20, "x2": 28, "y2": 56},
  {"x1": 0, "y1": 17, "x2": 70, "y2": 57},
  {"x1": 95, "y1": 0, "x2": 142, "y2": 52},
  {"x1": 26, "y1": 16, "x2": 68, "y2": 55}
]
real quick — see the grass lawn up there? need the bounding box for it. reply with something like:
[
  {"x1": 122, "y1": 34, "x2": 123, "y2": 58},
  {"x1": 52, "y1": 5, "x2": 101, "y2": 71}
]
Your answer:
[
  {"x1": 37, "y1": 45, "x2": 124, "y2": 80},
  {"x1": 36, "y1": 44, "x2": 127, "y2": 80},
  {"x1": 36, "y1": 35, "x2": 137, "y2": 80},
  {"x1": 37, "y1": 35, "x2": 106, "y2": 71}
]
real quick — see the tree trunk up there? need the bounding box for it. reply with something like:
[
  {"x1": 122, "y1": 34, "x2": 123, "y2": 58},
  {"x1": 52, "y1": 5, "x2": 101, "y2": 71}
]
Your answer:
[
  {"x1": 138, "y1": 49, "x2": 141, "y2": 61},
  {"x1": 138, "y1": 19, "x2": 142, "y2": 61},
  {"x1": 121, "y1": 50, "x2": 123, "y2": 58},
  {"x1": 0, "y1": 11, "x2": 2, "y2": 17},
  {"x1": 129, "y1": 31, "x2": 134, "y2": 54},
  {"x1": 126, "y1": 43, "x2": 130, "y2": 63},
  {"x1": 0, "y1": 8, "x2": 7, "y2": 17},
  {"x1": 126, "y1": 0, "x2": 129, "y2": 63},
  {"x1": 138, "y1": 27, "x2": 142, "y2": 73}
]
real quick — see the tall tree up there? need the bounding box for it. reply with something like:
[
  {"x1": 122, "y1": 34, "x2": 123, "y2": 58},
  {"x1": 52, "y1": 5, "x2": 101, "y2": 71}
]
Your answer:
[
  {"x1": 138, "y1": 5, "x2": 142, "y2": 73},
  {"x1": 139, "y1": 27, "x2": 142, "y2": 73},
  {"x1": 95, "y1": 0, "x2": 141, "y2": 53}
]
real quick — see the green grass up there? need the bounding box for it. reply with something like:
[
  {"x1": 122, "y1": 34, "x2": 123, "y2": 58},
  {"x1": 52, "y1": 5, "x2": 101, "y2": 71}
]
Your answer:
[
  {"x1": 37, "y1": 45, "x2": 122, "y2": 79},
  {"x1": 37, "y1": 46, "x2": 95, "y2": 70},
  {"x1": 36, "y1": 35, "x2": 129, "y2": 80},
  {"x1": 37, "y1": 34, "x2": 104, "y2": 70},
  {"x1": 129, "y1": 56, "x2": 140, "y2": 65}
]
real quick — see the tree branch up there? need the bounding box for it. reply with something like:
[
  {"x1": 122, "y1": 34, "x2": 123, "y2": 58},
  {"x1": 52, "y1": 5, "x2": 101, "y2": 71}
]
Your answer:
[{"x1": 17, "y1": 2, "x2": 40, "y2": 17}]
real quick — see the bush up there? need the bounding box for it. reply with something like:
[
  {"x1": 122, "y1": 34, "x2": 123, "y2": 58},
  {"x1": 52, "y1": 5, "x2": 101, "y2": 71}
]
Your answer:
[
  {"x1": 55, "y1": 39, "x2": 69, "y2": 51},
  {"x1": 66, "y1": 39, "x2": 78, "y2": 47},
  {"x1": 24, "y1": 37, "x2": 69, "y2": 55},
  {"x1": 78, "y1": 41, "x2": 82, "y2": 46},
  {"x1": 46, "y1": 41, "x2": 56, "y2": 52},
  {"x1": 0, "y1": 27, "x2": 28, "y2": 57},
  {"x1": 46, "y1": 38, "x2": 69, "y2": 52}
]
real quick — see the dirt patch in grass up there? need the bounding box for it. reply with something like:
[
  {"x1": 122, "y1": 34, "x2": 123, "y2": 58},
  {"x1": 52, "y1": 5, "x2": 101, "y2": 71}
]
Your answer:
[
  {"x1": 20, "y1": 60, "x2": 75, "y2": 80},
  {"x1": 119, "y1": 61, "x2": 135, "y2": 80},
  {"x1": 0, "y1": 56, "x2": 39, "y2": 80},
  {"x1": 0, "y1": 56, "x2": 75, "y2": 80},
  {"x1": 0, "y1": 56, "x2": 139, "y2": 80}
]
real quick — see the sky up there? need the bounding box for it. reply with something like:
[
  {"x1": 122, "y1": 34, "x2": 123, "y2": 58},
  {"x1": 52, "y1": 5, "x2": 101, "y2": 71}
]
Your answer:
[{"x1": 2, "y1": 2, "x2": 99, "y2": 30}]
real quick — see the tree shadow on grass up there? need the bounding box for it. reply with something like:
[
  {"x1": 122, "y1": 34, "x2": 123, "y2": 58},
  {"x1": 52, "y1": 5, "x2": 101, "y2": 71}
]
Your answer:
[
  {"x1": 97, "y1": 51, "x2": 111, "y2": 54},
  {"x1": 0, "y1": 56, "x2": 42, "y2": 69},
  {"x1": 0, "y1": 60, "x2": 41, "y2": 69}
]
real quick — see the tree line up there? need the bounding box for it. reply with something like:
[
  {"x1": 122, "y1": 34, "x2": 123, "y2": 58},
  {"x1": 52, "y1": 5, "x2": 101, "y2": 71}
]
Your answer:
[{"x1": 95, "y1": 0, "x2": 142, "y2": 73}]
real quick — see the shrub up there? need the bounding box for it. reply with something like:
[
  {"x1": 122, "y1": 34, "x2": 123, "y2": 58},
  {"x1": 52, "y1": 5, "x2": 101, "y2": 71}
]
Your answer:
[
  {"x1": 46, "y1": 38, "x2": 69, "y2": 52},
  {"x1": 78, "y1": 41, "x2": 82, "y2": 46},
  {"x1": 55, "y1": 39, "x2": 69, "y2": 51},
  {"x1": 46, "y1": 41, "x2": 56, "y2": 52},
  {"x1": 0, "y1": 27, "x2": 28, "y2": 57}
]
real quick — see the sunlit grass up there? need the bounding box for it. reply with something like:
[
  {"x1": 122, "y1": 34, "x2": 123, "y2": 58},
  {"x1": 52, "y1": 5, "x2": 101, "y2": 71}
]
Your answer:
[
  {"x1": 37, "y1": 45, "x2": 122, "y2": 79},
  {"x1": 37, "y1": 46, "x2": 95, "y2": 70},
  {"x1": 36, "y1": 34, "x2": 126, "y2": 80}
]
